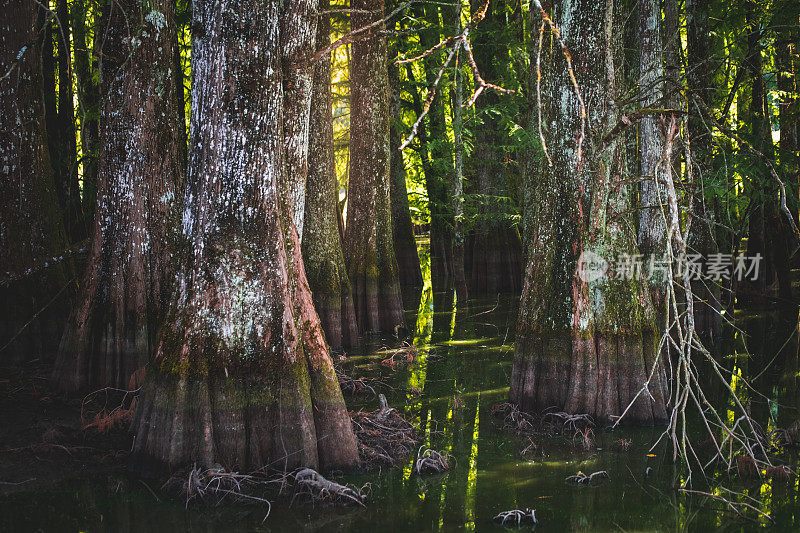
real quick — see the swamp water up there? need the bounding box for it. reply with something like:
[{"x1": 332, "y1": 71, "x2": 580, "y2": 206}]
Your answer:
[{"x1": 2, "y1": 249, "x2": 800, "y2": 532}]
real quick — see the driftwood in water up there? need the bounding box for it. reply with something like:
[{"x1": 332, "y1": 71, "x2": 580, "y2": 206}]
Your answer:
[{"x1": 293, "y1": 468, "x2": 366, "y2": 506}]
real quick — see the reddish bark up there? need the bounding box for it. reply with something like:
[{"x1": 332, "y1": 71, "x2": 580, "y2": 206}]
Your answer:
[
  {"x1": 131, "y1": 0, "x2": 358, "y2": 473},
  {"x1": 52, "y1": 0, "x2": 184, "y2": 393}
]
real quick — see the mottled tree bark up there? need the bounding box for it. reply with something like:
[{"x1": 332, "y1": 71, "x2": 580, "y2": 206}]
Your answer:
[
  {"x1": 302, "y1": 0, "x2": 359, "y2": 350},
  {"x1": 686, "y1": 0, "x2": 722, "y2": 340},
  {"x1": 0, "y1": 0, "x2": 72, "y2": 362},
  {"x1": 72, "y1": 0, "x2": 100, "y2": 222},
  {"x1": 388, "y1": 32, "x2": 423, "y2": 289},
  {"x1": 131, "y1": 0, "x2": 358, "y2": 473},
  {"x1": 52, "y1": 0, "x2": 184, "y2": 393},
  {"x1": 510, "y1": 0, "x2": 668, "y2": 425},
  {"x1": 281, "y1": 0, "x2": 317, "y2": 240},
  {"x1": 344, "y1": 0, "x2": 406, "y2": 334},
  {"x1": 638, "y1": 0, "x2": 667, "y2": 310},
  {"x1": 466, "y1": 0, "x2": 522, "y2": 295}
]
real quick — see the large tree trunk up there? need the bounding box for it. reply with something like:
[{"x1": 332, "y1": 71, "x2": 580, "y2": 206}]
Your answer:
[
  {"x1": 638, "y1": 0, "x2": 667, "y2": 312},
  {"x1": 302, "y1": 0, "x2": 360, "y2": 350},
  {"x1": 281, "y1": 0, "x2": 317, "y2": 240},
  {"x1": 72, "y1": 0, "x2": 100, "y2": 224},
  {"x1": 685, "y1": 0, "x2": 722, "y2": 341},
  {"x1": 52, "y1": 0, "x2": 184, "y2": 393},
  {"x1": 510, "y1": 0, "x2": 668, "y2": 425},
  {"x1": 466, "y1": 0, "x2": 522, "y2": 295},
  {"x1": 0, "y1": 0, "x2": 72, "y2": 363},
  {"x1": 388, "y1": 29, "x2": 423, "y2": 290},
  {"x1": 344, "y1": 0, "x2": 406, "y2": 334},
  {"x1": 131, "y1": 0, "x2": 358, "y2": 474}
]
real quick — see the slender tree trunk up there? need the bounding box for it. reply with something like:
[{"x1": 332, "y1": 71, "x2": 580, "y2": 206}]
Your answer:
[
  {"x1": 448, "y1": 2, "x2": 468, "y2": 305},
  {"x1": 0, "y1": 0, "x2": 72, "y2": 363},
  {"x1": 388, "y1": 29, "x2": 423, "y2": 290},
  {"x1": 72, "y1": 0, "x2": 100, "y2": 226},
  {"x1": 686, "y1": 0, "x2": 722, "y2": 340},
  {"x1": 48, "y1": 0, "x2": 83, "y2": 242},
  {"x1": 344, "y1": 0, "x2": 406, "y2": 334},
  {"x1": 415, "y1": 2, "x2": 456, "y2": 293},
  {"x1": 510, "y1": 0, "x2": 668, "y2": 425},
  {"x1": 466, "y1": 0, "x2": 522, "y2": 295},
  {"x1": 52, "y1": 0, "x2": 184, "y2": 393},
  {"x1": 131, "y1": 0, "x2": 358, "y2": 473},
  {"x1": 302, "y1": 0, "x2": 360, "y2": 350}
]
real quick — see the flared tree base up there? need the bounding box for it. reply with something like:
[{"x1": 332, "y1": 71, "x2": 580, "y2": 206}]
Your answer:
[{"x1": 510, "y1": 332, "x2": 668, "y2": 425}]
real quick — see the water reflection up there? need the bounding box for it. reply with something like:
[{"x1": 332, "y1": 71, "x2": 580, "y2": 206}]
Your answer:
[{"x1": 3, "y1": 251, "x2": 800, "y2": 531}]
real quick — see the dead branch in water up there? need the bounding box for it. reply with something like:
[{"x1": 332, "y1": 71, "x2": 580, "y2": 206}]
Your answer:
[
  {"x1": 493, "y1": 508, "x2": 537, "y2": 526},
  {"x1": 351, "y1": 396, "x2": 418, "y2": 470},
  {"x1": 565, "y1": 470, "x2": 609, "y2": 485},
  {"x1": 413, "y1": 447, "x2": 451, "y2": 475},
  {"x1": 293, "y1": 468, "x2": 366, "y2": 506}
]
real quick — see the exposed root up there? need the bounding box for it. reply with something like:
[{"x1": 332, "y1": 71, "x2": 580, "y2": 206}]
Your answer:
[
  {"x1": 612, "y1": 438, "x2": 632, "y2": 451},
  {"x1": 163, "y1": 464, "x2": 273, "y2": 514},
  {"x1": 351, "y1": 398, "x2": 418, "y2": 470},
  {"x1": 80, "y1": 382, "x2": 140, "y2": 434},
  {"x1": 335, "y1": 365, "x2": 384, "y2": 397},
  {"x1": 379, "y1": 341, "x2": 417, "y2": 369},
  {"x1": 565, "y1": 470, "x2": 609, "y2": 485},
  {"x1": 493, "y1": 508, "x2": 537, "y2": 526},
  {"x1": 492, "y1": 402, "x2": 594, "y2": 438},
  {"x1": 573, "y1": 427, "x2": 596, "y2": 451},
  {"x1": 292, "y1": 468, "x2": 366, "y2": 506},
  {"x1": 413, "y1": 447, "x2": 451, "y2": 475}
]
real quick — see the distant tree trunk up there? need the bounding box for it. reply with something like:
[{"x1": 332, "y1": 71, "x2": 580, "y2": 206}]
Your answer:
[
  {"x1": 45, "y1": 0, "x2": 83, "y2": 242},
  {"x1": 777, "y1": 25, "x2": 798, "y2": 234},
  {"x1": 302, "y1": 0, "x2": 360, "y2": 350},
  {"x1": 466, "y1": 0, "x2": 522, "y2": 295},
  {"x1": 0, "y1": 0, "x2": 72, "y2": 362},
  {"x1": 388, "y1": 31, "x2": 423, "y2": 289},
  {"x1": 638, "y1": 0, "x2": 667, "y2": 311},
  {"x1": 131, "y1": 0, "x2": 358, "y2": 473},
  {"x1": 52, "y1": 0, "x2": 184, "y2": 393},
  {"x1": 448, "y1": 2, "x2": 468, "y2": 305},
  {"x1": 281, "y1": 0, "x2": 317, "y2": 240},
  {"x1": 744, "y1": 2, "x2": 792, "y2": 302},
  {"x1": 72, "y1": 0, "x2": 100, "y2": 225},
  {"x1": 415, "y1": 2, "x2": 456, "y2": 293},
  {"x1": 685, "y1": 0, "x2": 722, "y2": 340},
  {"x1": 344, "y1": 0, "x2": 406, "y2": 334},
  {"x1": 510, "y1": 0, "x2": 668, "y2": 425}
]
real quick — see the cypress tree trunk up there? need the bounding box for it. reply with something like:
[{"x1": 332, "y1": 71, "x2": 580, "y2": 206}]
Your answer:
[
  {"x1": 0, "y1": 0, "x2": 72, "y2": 362},
  {"x1": 466, "y1": 0, "x2": 522, "y2": 295},
  {"x1": 744, "y1": 1, "x2": 792, "y2": 301},
  {"x1": 131, "y1": 0, "x2": 358, "y2": 473},
  {"x1": 416, "y1": 2, "x2": 456, "y2": 293},
  {"x1": 52, "y1": 0, "x2": 184, "y2": 392},
  {"x1": 388, "y1": 28, "x2": 423, "y2": 289},
  {"x1": 46, "y1": 0, "x2": 83, "y2": 242},
  {"x1": 638, "y1": 0, "x2": 667, "y2": 309},
  {"x1": 344, "y1": 0, "x2": 406, "y2": 334},
  {"x1": 281, "y1": 0, "x2": 317, "y2": 240},
  {"x1": 302, "y1": 0, "x2": 360, "y2": 350},
  {"x1": 685, "y1": 0, "x2": 722, "y2": 339},
  {"x1": 72, "y1": 0, "x2": 100, "y2": 223},
  {"x1": 510, "y1": 0, "x2": 668, "y2": 425}
]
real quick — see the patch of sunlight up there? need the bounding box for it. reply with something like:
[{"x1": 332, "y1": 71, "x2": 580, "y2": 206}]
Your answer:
[{"x1": 463, "y1": 394, "x2": 481, "y2": 532}]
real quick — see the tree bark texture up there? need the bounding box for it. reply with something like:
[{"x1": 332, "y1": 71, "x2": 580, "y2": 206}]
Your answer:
[
  {"x1": 0, "y1": 0, "x2": 72, "y2": 363},
  {"x1": 510, "y1": 0, "x2": 668, "y2": 425},
  {"x1": 466, "y1": 0, "x2": 522, "y2": 295},
  {"x1": 302, "y1": 0, "x2": 360, "y2": 350},
  {"x1": 52, "y1": 0, "x2": 184, "y2": 393},
  {"x1": 344, "y1": 0, "x2": 406, "y2": 334},
  {"x1": 131, "y1": 0, "x2": 358, "y2": 473}
]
